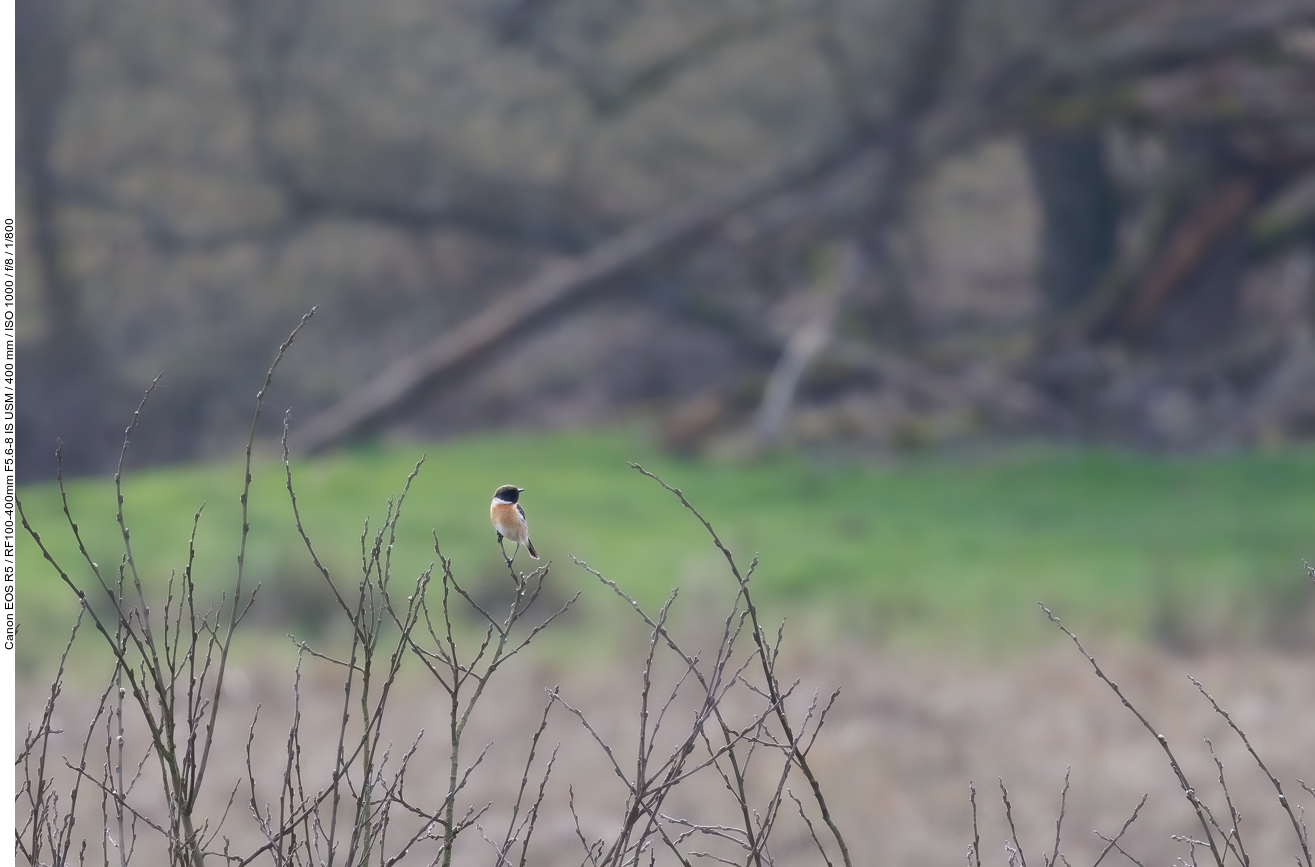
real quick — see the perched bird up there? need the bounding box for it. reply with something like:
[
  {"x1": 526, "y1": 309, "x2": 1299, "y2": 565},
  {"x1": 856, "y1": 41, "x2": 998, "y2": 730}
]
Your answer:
[{"x1": 490, "y1": 484, "x2": 538, "y2": 566}]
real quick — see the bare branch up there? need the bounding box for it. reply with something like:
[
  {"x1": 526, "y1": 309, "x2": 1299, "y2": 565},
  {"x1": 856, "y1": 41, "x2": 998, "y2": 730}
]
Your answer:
[{"x1": 1042, "y1": 603, "x2": 1226, "y2": 867}]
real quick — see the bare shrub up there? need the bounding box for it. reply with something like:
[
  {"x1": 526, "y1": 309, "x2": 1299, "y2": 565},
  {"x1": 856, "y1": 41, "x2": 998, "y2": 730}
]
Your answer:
[
  {"x1": 16, "y1": 312, "x2": 852, "y2": 866},
  {"x1": 969, "y1": 600, "x2": 1315, "y2": 867}
]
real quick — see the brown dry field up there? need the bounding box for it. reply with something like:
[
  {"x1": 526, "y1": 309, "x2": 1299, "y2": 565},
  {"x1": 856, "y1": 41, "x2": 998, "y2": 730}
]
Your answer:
[{"x1": 17, "y1": 624, "x2": 1315, "y2": 867}]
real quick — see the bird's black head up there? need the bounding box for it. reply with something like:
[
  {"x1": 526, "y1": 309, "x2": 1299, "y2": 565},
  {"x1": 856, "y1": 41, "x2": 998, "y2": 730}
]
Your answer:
[{"x1": 493, "y1": 484, "x2": 523, "y2": 503}]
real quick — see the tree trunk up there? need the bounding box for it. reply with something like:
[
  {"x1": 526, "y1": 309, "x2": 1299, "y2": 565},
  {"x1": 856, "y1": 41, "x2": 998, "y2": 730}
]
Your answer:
[
  {"x1": 851, "y1": 0, "x2": 969, "y2": 346},
  {"x1": 18, "y1": 0, "x2": 92, "y2": 372},
  {"x1": 16, "y1": 0, "x2": 128, "y2": 480},
  {"x1": 1025, "y1": 131, "x2": 1119, "y2": 316}
]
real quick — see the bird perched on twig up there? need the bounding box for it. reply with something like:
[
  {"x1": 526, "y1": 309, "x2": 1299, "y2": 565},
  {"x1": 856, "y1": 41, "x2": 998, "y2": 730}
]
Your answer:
[{"x1": 490, "y1": 484, "x2": 538, "y2": 567}]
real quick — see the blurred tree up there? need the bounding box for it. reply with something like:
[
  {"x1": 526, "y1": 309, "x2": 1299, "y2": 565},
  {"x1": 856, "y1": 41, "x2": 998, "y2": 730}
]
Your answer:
[
  {"x1": 16, "y1": 0, "x2": 1315, "y2": 472},
  {"x1": 15, "y1": 0, "x2": 128, "y2": 479},
  {"x1": 17, "y1": 0, "x2": 84, "y2": 367},
  {"x1": 1025, "y1": 131, "x2": 1118, "y2": 317}
]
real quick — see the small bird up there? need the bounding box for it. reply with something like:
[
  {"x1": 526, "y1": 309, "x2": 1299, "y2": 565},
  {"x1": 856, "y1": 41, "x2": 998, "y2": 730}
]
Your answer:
[{"x1": 490, "y1": 484, "x2": 538, "y2": 567}]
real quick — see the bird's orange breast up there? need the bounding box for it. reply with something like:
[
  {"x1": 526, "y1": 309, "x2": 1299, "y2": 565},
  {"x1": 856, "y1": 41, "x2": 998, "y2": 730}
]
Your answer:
[{"x1": 491, "y1": 501, "x2": 528, "y2": 543}]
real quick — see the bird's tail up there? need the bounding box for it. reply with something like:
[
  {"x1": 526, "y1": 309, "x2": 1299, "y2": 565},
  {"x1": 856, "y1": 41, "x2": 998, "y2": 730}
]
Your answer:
[{"x1": 526, "y1": 539, "x2": 539, "y2": 559}]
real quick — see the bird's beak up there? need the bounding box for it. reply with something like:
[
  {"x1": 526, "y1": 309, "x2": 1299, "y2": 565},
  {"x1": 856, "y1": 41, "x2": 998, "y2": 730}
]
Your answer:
[{"x1": 518, "y1": 487, "x2": 526, "y2": 492}]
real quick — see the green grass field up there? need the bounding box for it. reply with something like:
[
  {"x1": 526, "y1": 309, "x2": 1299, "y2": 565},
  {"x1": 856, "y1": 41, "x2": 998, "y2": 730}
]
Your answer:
[{"x1": 16, "y1": 429, "x2": 1315, "y2": 672}]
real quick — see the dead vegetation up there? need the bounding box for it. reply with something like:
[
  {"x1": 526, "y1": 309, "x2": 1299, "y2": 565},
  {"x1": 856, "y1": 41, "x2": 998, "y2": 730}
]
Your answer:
[{"x1": 17, "y1": 597, "x2": 1315, "y2": 865}]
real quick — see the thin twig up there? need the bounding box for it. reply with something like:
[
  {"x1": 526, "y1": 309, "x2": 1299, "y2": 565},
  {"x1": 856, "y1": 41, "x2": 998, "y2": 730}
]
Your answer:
[
  {"x1": 1092, "y1": 794, "x2": 1148, "y2": 867},
  {"x1": 629, "y1": 463, "x2": 852, "y2": 867},
  {"x1": 1000, "y1": 778, "x2": 1028, "y2": 867},
  {"x1": 1189, "y1": 676, "x2": 1311, "y2": 867},
  {"x1": 969, "y1": 781, "x2": 982, "y2": 867},
  {"x1": 1042, "y1": 604, "x2": 1225, "y2": 867},
  {"x1": 1048, "y1": 767, "x2": 1071, "y2": 867}
]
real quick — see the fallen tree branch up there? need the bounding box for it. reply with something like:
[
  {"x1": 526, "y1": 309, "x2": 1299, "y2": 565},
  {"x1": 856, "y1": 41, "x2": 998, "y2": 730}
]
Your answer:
[
  {"x1": 295, "y1": 0, "x2": 1309, "y2": 454},
  {"x1": 1117, "y1": 174, "x2": 1260, "y2": 338},
  {"x1": 297, "y1": 141, "x2": 872, "y2": 452},
  {"x1": 297, "y1": 0, "x2": 982, "y2": 453}
]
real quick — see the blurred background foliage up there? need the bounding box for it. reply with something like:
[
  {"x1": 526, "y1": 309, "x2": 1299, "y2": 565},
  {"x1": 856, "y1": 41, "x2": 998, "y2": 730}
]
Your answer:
[
  {"x1": 19, "y1": 0, "x2": 1315, "y2": 475},
  {"x1": 16, "y1": 0, "x2": 1315, "y2": 650}
]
